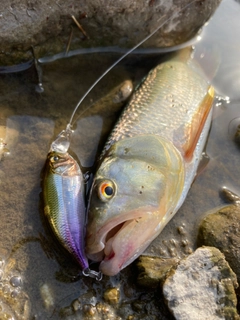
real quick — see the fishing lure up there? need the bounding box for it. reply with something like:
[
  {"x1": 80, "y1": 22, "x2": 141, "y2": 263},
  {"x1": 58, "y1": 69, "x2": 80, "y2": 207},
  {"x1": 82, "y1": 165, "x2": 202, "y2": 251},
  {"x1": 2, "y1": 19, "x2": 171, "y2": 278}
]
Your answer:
[{"x1": 43, "y1": 141, "x2": 102, "y2": 280}]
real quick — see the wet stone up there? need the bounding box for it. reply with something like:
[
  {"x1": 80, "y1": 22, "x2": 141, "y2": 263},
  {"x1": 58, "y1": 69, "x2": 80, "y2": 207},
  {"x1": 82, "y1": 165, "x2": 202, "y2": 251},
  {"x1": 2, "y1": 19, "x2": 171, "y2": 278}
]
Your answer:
[
  {"x1": 95, "y1": 302, "x2": 119, "y2": 319},
  {"x1": 144, "y1": 224, "x2": 193, "y2": 260},
  {"x1": 163, "y1": 247, "x2": 239, "y2": 320},
  {"x1": 0, "y1": 257, "x2": 30, "y2": 319},
  {"x1": 112, "y1": 80, "x2": 133, "y2": 104},
  {"x1": 0, "y1": 0, "x2": 221, "y2": 65},
  {"x1": 198, "y1": 204, "x2": 240, "y2": 282},
  {"x1": 136, "y1": 256, "x2": 179, "y2": 288},
  {"x1": 234, "y1": 124, "x2": 240, "y2": 145},
  {"x1": 72, "y1": 299, "x2": 82, "y2": 312},
  {"x1": 40, "y1": 283, "x2": 54, "y2": 310},
  {"x1": 103, "y1": 287, "x2": 120, "y2": 305},
  {"x1": 82, "y1": 304, "x2": 96, "y2": 316}
]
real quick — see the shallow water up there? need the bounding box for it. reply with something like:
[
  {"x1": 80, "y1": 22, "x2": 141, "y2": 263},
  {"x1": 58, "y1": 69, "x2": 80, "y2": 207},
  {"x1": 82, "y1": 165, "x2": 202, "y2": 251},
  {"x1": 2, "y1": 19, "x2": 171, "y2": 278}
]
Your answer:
[{"x1": 0, "y1": 0, "x2": 240, "y2": 318}]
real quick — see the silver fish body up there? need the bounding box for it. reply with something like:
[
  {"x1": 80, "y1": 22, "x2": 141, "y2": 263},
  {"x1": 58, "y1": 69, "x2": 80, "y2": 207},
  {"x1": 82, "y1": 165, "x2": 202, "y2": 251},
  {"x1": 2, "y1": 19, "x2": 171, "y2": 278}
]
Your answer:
[
  {"x1": 86, "y1": 54, "x2": 214, "y2": 276},
  {"x1": 43, "y1": 151, "x2": 88, "y2": 270}
]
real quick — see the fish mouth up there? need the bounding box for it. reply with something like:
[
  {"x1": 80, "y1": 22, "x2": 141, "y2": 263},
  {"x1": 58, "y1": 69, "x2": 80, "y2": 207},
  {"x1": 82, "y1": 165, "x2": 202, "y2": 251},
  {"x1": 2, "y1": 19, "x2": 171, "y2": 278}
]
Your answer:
[
  {"x1": 86, "y1": 216, "x2": 138, "y2": 261},
  {"x1": 86, "y1": 207, "x2": 160, "y2": 276},
  {"x1": 102, "y1": 219, "x2": 134, "y2": 262}
]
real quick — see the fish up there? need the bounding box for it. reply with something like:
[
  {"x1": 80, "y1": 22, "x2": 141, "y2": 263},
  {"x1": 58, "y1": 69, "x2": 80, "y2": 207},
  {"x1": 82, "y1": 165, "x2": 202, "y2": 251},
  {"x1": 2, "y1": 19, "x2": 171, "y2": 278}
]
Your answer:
[
  {"x1": 85, "y1": 51, "x2": 215, "y2": 276},
  {"x1": 43, "y1": 151, "x2": 89, "y2": 272}
]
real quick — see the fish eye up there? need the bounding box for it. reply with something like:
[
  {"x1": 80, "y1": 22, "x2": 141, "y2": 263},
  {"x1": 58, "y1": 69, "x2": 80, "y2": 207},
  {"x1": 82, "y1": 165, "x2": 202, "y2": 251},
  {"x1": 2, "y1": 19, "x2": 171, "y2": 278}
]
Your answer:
[{"x1": 98, "y1": 180, "x2": 116, "y2": 202}]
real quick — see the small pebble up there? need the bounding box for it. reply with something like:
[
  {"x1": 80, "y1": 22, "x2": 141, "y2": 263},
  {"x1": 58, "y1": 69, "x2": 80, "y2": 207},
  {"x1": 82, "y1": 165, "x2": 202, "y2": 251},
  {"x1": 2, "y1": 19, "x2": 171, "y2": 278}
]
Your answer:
[
  {"x1": 40, "y1": 283, "x2": 54, "y2": 310},
  {"x1": 177, "y1": 226, "x2": 186, "y2": 235},
  {"x1": 113, "y1": 80, "x2": 133, "y2": 103},
  {"x1": 72, "y1": 299, "x2": 81, "y2": 312},
  {"x1": 103, "y1": 287, "x2": 120, "y2": 304},
  {"x1": 83, "y1": 304, "x2": 96, "y2": 316}
]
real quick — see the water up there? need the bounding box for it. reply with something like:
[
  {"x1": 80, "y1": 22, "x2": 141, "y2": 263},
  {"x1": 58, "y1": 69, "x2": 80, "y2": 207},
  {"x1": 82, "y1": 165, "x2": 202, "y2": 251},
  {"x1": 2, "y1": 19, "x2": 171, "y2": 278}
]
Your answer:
[{"x1": 0, "y1": 0, "x2": 240, "y2": 318}]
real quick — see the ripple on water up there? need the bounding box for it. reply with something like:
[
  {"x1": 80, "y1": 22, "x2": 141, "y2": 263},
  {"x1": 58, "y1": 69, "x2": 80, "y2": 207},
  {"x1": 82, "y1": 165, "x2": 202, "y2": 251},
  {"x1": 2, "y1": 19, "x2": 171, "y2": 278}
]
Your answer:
[{"x1": 0, "y1": 0, "x2": 240, "y2": 319}]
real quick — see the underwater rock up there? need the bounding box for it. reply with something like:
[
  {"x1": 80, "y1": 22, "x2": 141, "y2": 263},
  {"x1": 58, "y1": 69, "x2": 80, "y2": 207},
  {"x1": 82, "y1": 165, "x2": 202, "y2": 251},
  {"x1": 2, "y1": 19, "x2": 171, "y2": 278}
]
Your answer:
[
  {"x1": 198, "y1": 201, "x2": 240, "y2": 282},
  {"x1": 60, "y1": 300, "x2": 121, "y2": 319},
  {"x1": 163, "y1": 246, "x2": 239, "y2": 320},
  {"x1": 234, "y1": 124, "x2": 240, "y2": 145},
  {"x1": 0, "y1": 256, "x2": 31, "y2": 319},
  {"x1": 112, "y1": 80, "x2": 133, "y2": 104},
  {"x1": 136, "y1": 256, "x2": 179, "y2": 288},
  {"x1": 40, "y1": 283, "x2": 55, "y2": 310},
  {"x1": 56, "y1": 275, "x2": 173, "y2": 319},
  {"x1": 0, "y1": 0, "x2": 222, "y2": 65},
  {"x1": 103, "y1": 287, "x2": 120, "y2": 305}
]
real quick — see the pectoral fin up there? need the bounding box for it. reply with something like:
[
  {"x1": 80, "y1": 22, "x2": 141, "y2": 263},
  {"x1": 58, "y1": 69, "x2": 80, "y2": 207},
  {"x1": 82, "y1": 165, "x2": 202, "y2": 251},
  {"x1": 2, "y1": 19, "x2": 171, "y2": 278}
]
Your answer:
[{"x1": 183, "y1": 85, "x2": 214, "y2": 161}]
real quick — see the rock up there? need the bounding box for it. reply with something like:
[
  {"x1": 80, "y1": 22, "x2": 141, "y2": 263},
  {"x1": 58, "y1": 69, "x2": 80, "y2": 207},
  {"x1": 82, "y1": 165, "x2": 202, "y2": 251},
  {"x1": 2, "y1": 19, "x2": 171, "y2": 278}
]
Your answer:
[
  {"x1": 198, "y1": 188, "x2": 240, "y2": 282},
  {"x1": 234, "y1": 124, "x2": 240, "y2": 145},
  {"x1": 136, "y1": 256, "x2": 179, "y2": 288},
  {"x1": 0, "y1": 0, "x2": 222, "y2": 65},
  {"x1": 0, "y1": 255, "x2": 31, "y2": 320},
  {"x1": 163, "y1": 247, "x2": 239, "y2": 320},
  {"x1": 103, "y1": 287, "x2": 120, "y2": 304},
  {"x1": 40, "y1": 283, "x2": 54, "y2": 310}
]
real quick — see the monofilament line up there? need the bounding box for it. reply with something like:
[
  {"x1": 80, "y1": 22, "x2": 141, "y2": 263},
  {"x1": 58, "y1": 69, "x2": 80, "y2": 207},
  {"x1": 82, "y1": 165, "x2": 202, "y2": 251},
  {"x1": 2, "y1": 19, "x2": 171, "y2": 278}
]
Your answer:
[{"x1": 67, "y1": 0, "x2": 197, "y2": 127}]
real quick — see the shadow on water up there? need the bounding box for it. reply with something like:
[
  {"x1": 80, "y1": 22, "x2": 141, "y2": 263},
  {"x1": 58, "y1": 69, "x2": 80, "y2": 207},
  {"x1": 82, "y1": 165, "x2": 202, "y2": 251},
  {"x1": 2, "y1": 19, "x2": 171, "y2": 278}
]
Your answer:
[{"x1": 1, "y1": 0, "x2": 240, "y2": 318}]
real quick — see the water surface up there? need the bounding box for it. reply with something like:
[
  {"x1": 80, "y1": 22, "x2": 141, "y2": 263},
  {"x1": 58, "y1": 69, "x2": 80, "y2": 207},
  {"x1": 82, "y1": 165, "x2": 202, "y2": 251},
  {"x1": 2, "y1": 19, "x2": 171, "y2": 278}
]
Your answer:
[{"x1": 0, "y1": 0, "x2": 240, "y2": 318}]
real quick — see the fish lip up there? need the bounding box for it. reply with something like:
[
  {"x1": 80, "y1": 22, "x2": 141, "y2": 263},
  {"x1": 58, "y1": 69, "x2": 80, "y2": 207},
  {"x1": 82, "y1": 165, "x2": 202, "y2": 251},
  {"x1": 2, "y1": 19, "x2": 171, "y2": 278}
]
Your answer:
[
  {"x1": 86, "y1": 206, "x2": 162, "y2": 276},
  {"x1": 86, "y1": 207, "x2": 152, "y2": 261},
  {"x1": 86, "y1": 210, "x2": 144, "y2": 257}
]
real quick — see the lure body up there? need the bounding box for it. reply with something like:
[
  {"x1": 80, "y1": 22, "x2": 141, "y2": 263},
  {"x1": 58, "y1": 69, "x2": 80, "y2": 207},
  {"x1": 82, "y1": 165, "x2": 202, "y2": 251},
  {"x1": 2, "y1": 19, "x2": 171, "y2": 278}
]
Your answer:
[
  {"x1": 86, "y1": 54, "x2": 215, "y2": 276},
  {"x1": 43, "y1": 151, "x2": 88, "y2": 270}
]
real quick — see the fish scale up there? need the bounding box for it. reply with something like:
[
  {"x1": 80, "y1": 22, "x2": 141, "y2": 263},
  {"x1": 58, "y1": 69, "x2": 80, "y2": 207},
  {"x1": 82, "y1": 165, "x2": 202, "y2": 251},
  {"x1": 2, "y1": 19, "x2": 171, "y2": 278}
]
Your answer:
[{"x1": 104, "y1": 60, "x2": 209, "y2": 157}]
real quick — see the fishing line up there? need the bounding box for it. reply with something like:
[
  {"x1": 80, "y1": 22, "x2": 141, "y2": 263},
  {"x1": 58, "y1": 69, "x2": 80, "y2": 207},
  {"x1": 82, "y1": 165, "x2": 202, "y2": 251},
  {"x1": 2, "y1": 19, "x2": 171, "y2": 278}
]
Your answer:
[
  {"x1": 67, "y1": 0, "x2": 199, "y2": 128},
  {"x1": 51, "y1": 0, "x2": 199, "y2": 152},
  {"x1": 38, "y1": 34, "x2": 200, "y2": 64}
]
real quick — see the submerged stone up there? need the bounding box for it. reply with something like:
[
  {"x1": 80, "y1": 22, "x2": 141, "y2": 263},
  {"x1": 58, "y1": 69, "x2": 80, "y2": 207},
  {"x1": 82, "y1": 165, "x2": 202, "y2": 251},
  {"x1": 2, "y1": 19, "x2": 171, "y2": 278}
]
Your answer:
[
  {"x1": 136, "y1": 256, "x2": 179, "y2": 288},
  {"x1": 103, "y1": 287, "x2": 120, "y2": 305},
  {"x1": 198, "y1": 203, "x2": 240, "y2": 282},
  {"x1": 0, "y1": 256, "x2": 30, "y2": 320},
  {"x1": 40, "y1": 283, "x2": 54, "y2": 310},
  {"x1": 0, "y1": 0, "x2": 222, "y2": 65},
  {"x1": 163, "y1": 247, "x2": 239, "y2": 320}
]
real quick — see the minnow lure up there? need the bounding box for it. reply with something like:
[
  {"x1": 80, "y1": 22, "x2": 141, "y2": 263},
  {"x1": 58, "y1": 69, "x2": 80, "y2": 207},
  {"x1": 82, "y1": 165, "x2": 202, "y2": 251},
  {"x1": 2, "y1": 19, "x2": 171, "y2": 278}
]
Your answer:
[{"x1": 43, "y1": 148, "x2": 102, "y2": 280}]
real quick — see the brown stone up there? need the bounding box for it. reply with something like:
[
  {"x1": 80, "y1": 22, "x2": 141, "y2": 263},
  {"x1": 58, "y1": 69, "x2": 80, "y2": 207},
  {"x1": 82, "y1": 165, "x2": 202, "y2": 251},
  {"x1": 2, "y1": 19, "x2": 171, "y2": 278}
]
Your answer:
[{"x1": 0, "y1": 0, "x2": 222, "y2": 65}]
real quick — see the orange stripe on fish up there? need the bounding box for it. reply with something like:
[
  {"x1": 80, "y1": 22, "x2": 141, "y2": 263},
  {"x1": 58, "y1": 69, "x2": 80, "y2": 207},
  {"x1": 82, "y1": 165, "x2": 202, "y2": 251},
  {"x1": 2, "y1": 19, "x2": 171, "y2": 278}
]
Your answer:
[{"x1": 183, "y1": 86, "x2": 214, "y2": 161}]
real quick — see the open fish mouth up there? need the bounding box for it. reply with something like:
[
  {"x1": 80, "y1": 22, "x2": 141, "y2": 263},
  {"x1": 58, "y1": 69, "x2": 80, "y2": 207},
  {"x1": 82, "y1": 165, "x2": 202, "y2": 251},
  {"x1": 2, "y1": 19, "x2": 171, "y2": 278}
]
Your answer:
[
  {"x1": 102, "y1": 219, "x2": 135, "y2": 262},
  {"x1": 86, "y1": 207, "x2": 161, "y2": 276},
  {"x1": 86, "y1": 215, "x2": 140, "y2": 261}
]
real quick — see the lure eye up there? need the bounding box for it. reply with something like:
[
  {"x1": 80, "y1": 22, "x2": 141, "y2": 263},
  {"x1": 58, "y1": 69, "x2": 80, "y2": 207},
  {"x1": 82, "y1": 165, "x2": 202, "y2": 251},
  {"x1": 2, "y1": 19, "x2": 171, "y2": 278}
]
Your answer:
[
  {"x1": 98, "y1": 180, "x2": 116, "y2": 202},
  {"x1": 50, "y1": 155, "x2": 59, "y2": 162}
]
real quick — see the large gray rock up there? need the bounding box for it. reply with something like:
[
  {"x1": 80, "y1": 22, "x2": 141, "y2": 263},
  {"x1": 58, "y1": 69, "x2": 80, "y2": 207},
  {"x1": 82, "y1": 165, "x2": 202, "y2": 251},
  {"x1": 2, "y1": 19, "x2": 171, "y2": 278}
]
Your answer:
[
  {"x1": 0, "y1": 0, "x2": 222, "y2": 65},
  {"x1": 163, "y1": 247, "x2": 239, "y2": 320}
]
